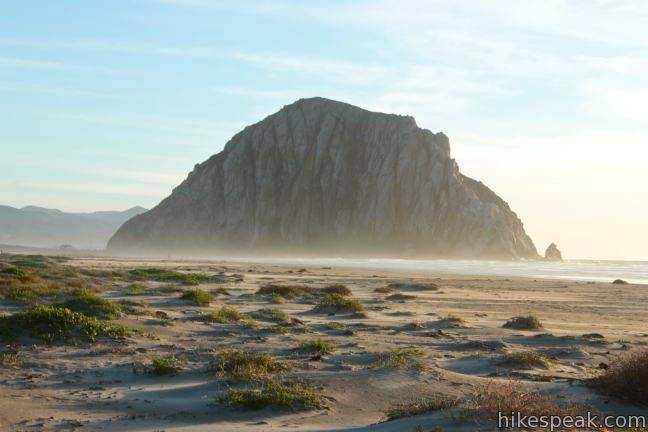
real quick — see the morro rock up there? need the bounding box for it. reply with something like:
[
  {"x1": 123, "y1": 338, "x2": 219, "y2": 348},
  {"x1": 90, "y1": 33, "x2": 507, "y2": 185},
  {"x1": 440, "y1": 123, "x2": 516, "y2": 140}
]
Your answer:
[
  {"x1": 544, "y1": 243, "x2": 563, "y2": 261},
  {"x1": 108, "y1": 97, "x2": 538, "y2": 259}
]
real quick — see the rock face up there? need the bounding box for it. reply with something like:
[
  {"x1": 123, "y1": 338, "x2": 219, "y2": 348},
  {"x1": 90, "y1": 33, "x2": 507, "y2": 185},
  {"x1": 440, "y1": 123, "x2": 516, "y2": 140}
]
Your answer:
[
  {"x1": 544, "y1": 243, "x2": 563, "y2": 261},
  {"x1": 108, "y1": 97, "x2": 538, "y2": 259}
]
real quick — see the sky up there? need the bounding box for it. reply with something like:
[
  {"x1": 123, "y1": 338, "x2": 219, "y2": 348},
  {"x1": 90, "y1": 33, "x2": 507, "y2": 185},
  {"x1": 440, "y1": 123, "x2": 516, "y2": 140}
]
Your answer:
[{"x1": 1, "y1": 0, "x2": 647, "y2": 261}]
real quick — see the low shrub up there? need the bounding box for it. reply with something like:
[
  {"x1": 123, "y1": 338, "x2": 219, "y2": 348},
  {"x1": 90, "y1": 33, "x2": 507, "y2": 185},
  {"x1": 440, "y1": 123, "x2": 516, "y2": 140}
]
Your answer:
[
  {"x1": 180, "y1": 289, "x2": 213, "y2": 306},
  {"x1": 319, "y1": 284, "x2": 351, "y2": 295},
  {"x1": 148, "y1": 357, "x2": 182, "y2": 376},
  {"x1": 130, "y1": 268, "x2": 225, "y2": 285},
  {"x1": 503, "y1": 315, "x2": 542, "y2": 330},
  {"x1": 0, "y1": 306, "x2": 130, "y2": 344},
  {"x1": 200, "y1": 306, "x2": 243, "y2": 323},
  {"x1": 61, "y1": 289, "x2": 121, "y2": 320},
  {"x1": 593, "y1": 349, "x2": 648, "y2": 404},
  {"x1": 297, "y1": 338, "x2": 336, "y2": 354},
  {"x1": 372, "y1": 348, "x2": 426, "y2": 369},
  {"x1": 385, "y1": 397, "x2": 460, "y2": 421},
  {"x1": 248, "y1": 308, "x2": 292, "y2": 325},
  {"x1": 503, "y1": 351, "x2": 552, "y2": 368},
  {"x1": 472, "y1": 380, "x2": 584, "y2": 420},
  {"x1": 387, "y1": 282, "x2": 439, "y2": 291},
  {"x1": 257, "y1": 284, "x2": 315, "y2": 299},
  {"x1": 212, "y1": 350, "x2": 287, "y2": 381},
  {"x1": 316, "y1": 294, "x2": 364, "y2": 313},
  {"x1": 224, "y1": 381, "x2": 323, "y2": 410}
]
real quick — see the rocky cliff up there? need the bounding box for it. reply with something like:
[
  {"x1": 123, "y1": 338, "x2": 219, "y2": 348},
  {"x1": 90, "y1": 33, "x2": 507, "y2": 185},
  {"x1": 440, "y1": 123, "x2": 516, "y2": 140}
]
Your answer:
[{"x1": 108, "y1": 97, "x2": 538, "y2": 259}]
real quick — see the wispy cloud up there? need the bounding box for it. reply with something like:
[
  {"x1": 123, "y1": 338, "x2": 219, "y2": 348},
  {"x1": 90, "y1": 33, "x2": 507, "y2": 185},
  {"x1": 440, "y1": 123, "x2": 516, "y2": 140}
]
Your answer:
[
  {"x1": 51, "y1": 112, "x2": 242, "y2": 139},
  {"x1": 0, "y1": 82, "x2": 116, "y2": 98},
  {"x1": 0, "y1": 55, "x2": 131, "y2": 75},
  {"x1": 0, "y1": 38, "x2": 217, "y2": 57},
  {"x1": 233, "y1": 52, "x2": 388, "y2": 85},
  {"x1": 212, "y1": 87, "x2": 297, "y2": 99}
]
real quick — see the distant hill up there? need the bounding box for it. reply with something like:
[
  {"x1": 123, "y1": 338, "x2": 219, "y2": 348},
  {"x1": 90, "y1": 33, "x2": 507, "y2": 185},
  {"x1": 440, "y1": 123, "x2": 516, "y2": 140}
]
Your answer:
[{"x1": 0, "y1": 205, "x2": 147, "y2": 250}]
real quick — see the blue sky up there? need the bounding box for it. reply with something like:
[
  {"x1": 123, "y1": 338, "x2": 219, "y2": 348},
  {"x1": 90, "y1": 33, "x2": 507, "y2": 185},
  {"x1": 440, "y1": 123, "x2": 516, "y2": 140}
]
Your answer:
[{"x1": 1, "y1": 0, "x2": 647, "y2": 260}]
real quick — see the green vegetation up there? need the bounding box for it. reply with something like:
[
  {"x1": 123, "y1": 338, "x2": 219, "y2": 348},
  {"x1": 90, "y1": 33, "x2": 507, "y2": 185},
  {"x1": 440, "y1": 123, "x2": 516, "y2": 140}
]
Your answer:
[
  {"x1": 371, "y1": 348, "x2": 426, "y2": 369},
  {"x1": 319, "y1": 284, "x2": 352, "y2": 295},
  {"x1": 1, "y1": 283, "x2": 72, "y2": 304},
  {"x1": 375, "y1": 286, "x2": 396, "y2": 294},
  {"x1": 117, "y1": 299, "x2": 149, "y2": 315},
  {"x1": 385, "y1": 397, "x2": 460, "y2": 421},
  {"x1": 503, "y1": 351, "x2": 552, "y2": 368},
  {"x1": 180, "y1": 289, "x2": 213, "y2": 306},
  {"x1": 385, "y1": 293, "x2": 417, "y2": 301},
  {"x1": 212, "y1": 350, "x2": 287, "y2": 380},
  {"x1": 296, "y1": 338, "x2": 336, "y2": 355},
  {"x1": 0, "y1": 306, "x2": 130, "y2": 344},
  {"x1": 61, "y1": 289, "x2": 121, "y2": 320},
  {"x1": 248, "y1": 308, "x2": 292, "y2": 325},
  {"x1": 257, "y1": 283, "x2": 352, "y2": 299},
  {"x1": 147, "y1": 357, "x2": 182, "y2": 376},
  {"x1": 130, "y1": 268, "x2": 226, "y2": 285},
  {"x1": 325, "y1": 321, "x2": 342, "y2": 330},
  {"x1": 264, "y1": 325, "x2": 293, "y2": 335},
  {"x1": 316, "y1": 294, "x2": 364, "y2": 313},
  {"x1": 122, "y1": 283, "x2": 147, "y2": 296},
  {"x1": 200, "y1": 306, "x2": 243, "y2": 323},
  {"x1": 343, "y1": 327, "x2": 356, "y2": 336},
  {"x1": 257, "y1": 284, "x2": 315, "y2": 299},
  {"x1": 387, "y1": 282, "x2": 439, "y2": 291},
  {"x1": 503, "y1": 315, "x2": 542, "y2": 330},
  {"x1": 224, "y1": 381, "x2": 323, "y2": 410},
  {"x1": 0, "y1": 353, "x2": 23, "y2": 365}
]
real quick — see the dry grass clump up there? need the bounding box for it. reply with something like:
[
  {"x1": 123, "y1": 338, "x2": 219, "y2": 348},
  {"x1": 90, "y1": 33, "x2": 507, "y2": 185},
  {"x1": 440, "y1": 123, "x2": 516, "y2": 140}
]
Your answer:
[
  {"x1": 503, "y1": 350, "x2": 552, "y2": 368},
  {"x1": 248, "y1": 308, "x2": 292, "y2": 325},
  {"x1": 316, "y1": 294, "x2": 364, "y2": 313},
  {"x1": 372, "y1": 348, "x2": 426, "y2": 369},
  {"x1": 180, "y1": 289, "x2": 213, "y2": 306},
  {"x1": 385, "y1": 397, "x2": 460, "y2": 421},
  {"x1": 223, "y1": 380, "x2": 323, "y2": 410},
  {"x1": 503, "y1": 315, "x2": 542, "y2": 330},
  {"x1": 441, "y1": 314, "x2": 464, "y2": 323},
  {"x1": 211, "y1": 350, "x2": 288, "y2": 381},
  {"x1": 472, "y1": 380, "x2": 585, "y2": 420},
  {"x1": 593, "y1": 349, "x2": 648, "y2": 404}
]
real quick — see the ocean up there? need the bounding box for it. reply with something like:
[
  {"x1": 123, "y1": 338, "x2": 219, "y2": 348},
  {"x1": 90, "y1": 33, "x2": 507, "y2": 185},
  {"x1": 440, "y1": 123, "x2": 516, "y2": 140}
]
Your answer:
[{"x1": 229, "y1": 257, "x2": 648, "y2": 285}]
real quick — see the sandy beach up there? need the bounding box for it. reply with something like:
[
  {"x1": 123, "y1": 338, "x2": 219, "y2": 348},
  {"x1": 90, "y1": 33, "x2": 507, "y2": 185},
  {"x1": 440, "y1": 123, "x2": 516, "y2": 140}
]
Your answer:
[{"x1": 2, "y1": 254, "x2": 648, "y2": 431}]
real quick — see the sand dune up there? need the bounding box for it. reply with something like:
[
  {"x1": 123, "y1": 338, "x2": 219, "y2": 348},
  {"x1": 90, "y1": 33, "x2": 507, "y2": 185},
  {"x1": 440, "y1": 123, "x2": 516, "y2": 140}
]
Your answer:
[{"x1": 1, "y1": 255, "x2": 647, "y2": 431}]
